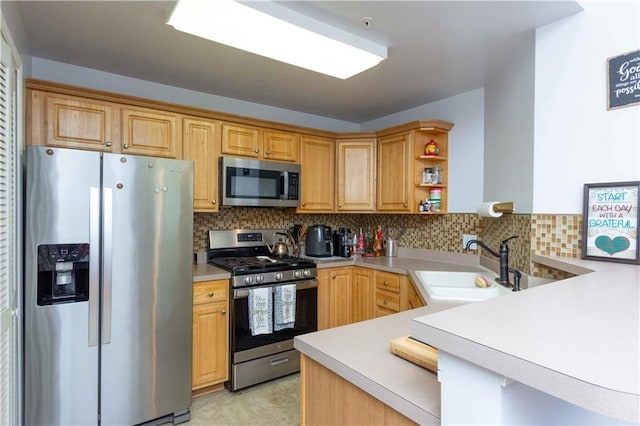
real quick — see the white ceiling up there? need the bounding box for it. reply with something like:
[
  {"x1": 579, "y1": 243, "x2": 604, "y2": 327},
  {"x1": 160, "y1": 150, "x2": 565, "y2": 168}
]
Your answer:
[{"x1": 13, "y1": 1, "x2": 582, "y2": 123}]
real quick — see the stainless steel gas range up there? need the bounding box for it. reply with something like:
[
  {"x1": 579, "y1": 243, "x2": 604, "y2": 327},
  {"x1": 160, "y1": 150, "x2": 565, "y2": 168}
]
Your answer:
[{"x1": 208, "y1": 229, "x2": 318, "y2": 391}]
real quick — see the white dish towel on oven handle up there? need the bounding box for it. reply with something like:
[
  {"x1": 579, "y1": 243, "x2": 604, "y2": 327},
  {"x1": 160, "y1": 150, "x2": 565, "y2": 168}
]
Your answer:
[
  {"x1": 274, "y1": 284, "x2": 296, "y2": 331},
  {"x1": 249, "y1": 287, "x2": 273, "y2": 336}
]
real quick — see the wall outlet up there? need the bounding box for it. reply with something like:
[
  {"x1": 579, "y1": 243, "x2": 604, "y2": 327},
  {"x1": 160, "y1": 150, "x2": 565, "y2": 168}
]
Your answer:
[{"x1": 463, "y1": 234, "x2": 477, "y2": 250}]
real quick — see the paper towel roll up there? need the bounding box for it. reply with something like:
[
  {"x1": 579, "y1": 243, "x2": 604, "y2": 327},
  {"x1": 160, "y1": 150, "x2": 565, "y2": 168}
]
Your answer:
[{"x1": 477, "y1": 202, "x2": 503, "y2": 218}]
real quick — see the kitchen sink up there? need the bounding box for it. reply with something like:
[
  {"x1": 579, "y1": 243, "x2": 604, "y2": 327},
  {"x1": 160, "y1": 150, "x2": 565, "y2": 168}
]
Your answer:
[{"x1": 415, "y1": 270, "x2": 510, "y2": 303}]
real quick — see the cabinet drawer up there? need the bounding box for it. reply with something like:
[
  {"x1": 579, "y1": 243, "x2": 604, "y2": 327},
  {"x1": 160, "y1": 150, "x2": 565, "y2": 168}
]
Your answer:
[
  {"x1": 193, "y1": 281, "x2": 228, "y2": 305},
  {"x1": 376, "y1": 290, "x2": 400, "y2": 312},
  {"x1": 376, "y1": 272, "x2": 401, "y2": 293}
]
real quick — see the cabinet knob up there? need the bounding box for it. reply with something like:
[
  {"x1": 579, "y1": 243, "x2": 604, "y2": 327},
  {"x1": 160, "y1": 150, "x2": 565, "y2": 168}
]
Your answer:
[
  {"x1": 383, "y1": 300, "x2": 388, "y2": 305},
  {"x1": 208, "y1": 292, "x2": 214, "y2": 297},
  {"x1": 105, "y1": 141, "x2": 112, "y2": 147},
  {"x1": 338, "y1": 204, "x2": 343, "y2": 208},
  {"x1": 301, "y1": 202, "x2": 306, "y2": 207},
  {"x1": 383, "y1": 281, "x2": 389, "y2": 286},
  {"x1": 266, "y1": 150, "x2": 270, "y2": 155},
  {"x1": 255, "y1": 148, "x2": 259, "y2": 153},
  {"x1": 211, "y1": 200, "x2": 216, "y2": 205},
  {"x1": 221, "y1": 310, "x2": 226, "y2": 315},
  {"x1": 123, "y1": 143, "x2": 129, "y2": 149},
  {"x1": 332, "y1": 276, "x2": 336, "y2": 280},
  {"x1": 403, "y1": 203, "x2": 408, "y2": 208}
]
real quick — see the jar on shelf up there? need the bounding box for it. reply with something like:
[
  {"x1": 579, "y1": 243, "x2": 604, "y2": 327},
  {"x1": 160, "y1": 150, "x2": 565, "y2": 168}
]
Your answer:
[
  {"x1": 433, "y1": 165, "x2": 443, "y2": 184},
  {"x1": 422, "y1": 167, "x2": 434, "y2": 184}
]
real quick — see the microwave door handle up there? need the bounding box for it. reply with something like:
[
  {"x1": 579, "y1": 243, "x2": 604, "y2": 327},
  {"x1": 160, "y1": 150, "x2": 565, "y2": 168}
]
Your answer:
[{"x1": 281, "y1": 172, "x2": 289, "y2": 200}]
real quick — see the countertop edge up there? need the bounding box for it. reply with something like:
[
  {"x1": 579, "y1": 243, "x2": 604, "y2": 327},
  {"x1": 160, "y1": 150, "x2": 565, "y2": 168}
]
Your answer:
[{"x1": 410, "y1": 317, "x2": 640, "y2": 423}]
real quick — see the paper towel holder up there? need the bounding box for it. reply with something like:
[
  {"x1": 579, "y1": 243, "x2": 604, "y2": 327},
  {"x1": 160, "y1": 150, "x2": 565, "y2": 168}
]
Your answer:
[{"x1": 492, "y1": 202, "x2": 514, "y2": 214}]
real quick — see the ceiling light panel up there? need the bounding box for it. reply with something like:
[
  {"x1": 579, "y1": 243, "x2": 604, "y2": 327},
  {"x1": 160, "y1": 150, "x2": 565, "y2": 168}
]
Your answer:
[{"x1": 167, "y1": 0, "x2": 387, "y2": 79}]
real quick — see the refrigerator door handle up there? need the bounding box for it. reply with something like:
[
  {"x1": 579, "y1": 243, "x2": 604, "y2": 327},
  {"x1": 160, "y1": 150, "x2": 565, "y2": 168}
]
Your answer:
[
  {"x1": 89, "y1": 187, "x2": 100, "y2": 347},
  {"x1": 102, "y1": 187, "x2": 113, "y2": 344}
]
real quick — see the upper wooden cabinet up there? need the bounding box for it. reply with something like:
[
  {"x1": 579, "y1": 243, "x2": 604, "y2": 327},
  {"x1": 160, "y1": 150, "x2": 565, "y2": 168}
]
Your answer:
[
  {"x1": 377, "y1": 132, "x2": 413, "y2": 213},
  {"x1": 221, "y1": 123, "x2": 299, "y2": 162},
  {"x1": 183, "y1": 117, "x2": 221, "y2": 212},
  {"x1": 298, "y1": 135, "x2": 336, "y2": 212},
  {"x1": 121, "y1": 106, "x2": 180, "y2": 158},
  {"x1": 29, "y1": 89, "x2": 181, "y2": 158},
  {"x1": 36, "y1": 91, "x2": 118, "y2": 152},
  {"x1": 336, "y1": 137, "x2": 376, "y2": 212},
  {"x1": 263, "y1": 130, "x2": 299, "y2": 162},
  {"x1": 376, "y1": 120, "x2": 454, "y2": 214}
]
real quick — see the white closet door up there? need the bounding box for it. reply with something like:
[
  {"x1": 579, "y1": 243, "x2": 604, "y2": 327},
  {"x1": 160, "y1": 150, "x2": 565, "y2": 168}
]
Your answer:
[{"x1": 0, "y1": 32, "x2": 17, "y2": 426}]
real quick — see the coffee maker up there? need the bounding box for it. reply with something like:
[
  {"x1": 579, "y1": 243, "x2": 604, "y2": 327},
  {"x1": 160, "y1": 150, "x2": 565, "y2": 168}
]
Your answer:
[{"x1": 333, "y1": 228, "x2": 351, "y2": 258}]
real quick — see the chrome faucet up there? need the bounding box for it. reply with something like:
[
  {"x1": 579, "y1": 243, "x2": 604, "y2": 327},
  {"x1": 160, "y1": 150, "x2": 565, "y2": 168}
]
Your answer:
[{"x1": 465, "y1": 235, "x2": 520, "y2": 290}]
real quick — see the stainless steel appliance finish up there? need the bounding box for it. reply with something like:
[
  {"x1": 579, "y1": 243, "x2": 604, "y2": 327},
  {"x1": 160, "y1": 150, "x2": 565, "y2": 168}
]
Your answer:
[
  {"x1": 208, "y1": 229, "x2": 317, "y2": 391},
  {"x1": 219, "y1": 156, "x2": 301, "y2": 207},
  {"x1": 24, "y1": 146, "x2": 194, "y2": 426}
]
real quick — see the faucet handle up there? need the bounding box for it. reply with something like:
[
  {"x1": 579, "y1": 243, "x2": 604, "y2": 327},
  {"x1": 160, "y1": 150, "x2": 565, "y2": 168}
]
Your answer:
[{"x1": 501, "y1": 235, "x2": 519, "y2": 245}]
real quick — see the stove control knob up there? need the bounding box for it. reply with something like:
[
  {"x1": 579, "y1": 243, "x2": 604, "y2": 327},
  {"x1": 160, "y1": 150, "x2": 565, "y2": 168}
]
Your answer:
[
  {"x1": 256, "y1": 275, "x2": 264, "y2": 283},
  {"x1": 244, "y1": 276, "x2": 253, "y2": 285},
  {"x1": 294, "y1": 270, "x2": 302, "y2": 279},
  {"x1": 275, "y1": 272, "x2": 283, "y2": 281},
  {"x1": 303, "y1": 269, "x2": 311, "y2": 277}
]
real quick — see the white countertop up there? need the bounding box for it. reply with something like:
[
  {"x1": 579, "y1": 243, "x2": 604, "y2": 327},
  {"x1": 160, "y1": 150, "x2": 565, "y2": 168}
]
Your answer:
[{"x1": 412, "y1": 255, "x2": 640, "y2": 423}]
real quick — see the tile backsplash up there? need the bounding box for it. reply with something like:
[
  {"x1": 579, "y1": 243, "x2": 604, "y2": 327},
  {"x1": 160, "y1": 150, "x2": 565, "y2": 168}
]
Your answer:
[{"x1": 194, "y1": 209, "x2": 584, "y2": 280}]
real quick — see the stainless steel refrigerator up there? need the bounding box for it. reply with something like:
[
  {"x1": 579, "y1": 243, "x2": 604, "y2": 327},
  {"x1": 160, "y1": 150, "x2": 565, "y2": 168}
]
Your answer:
[{"x1": 24, "y1": 146, "x2": 194, "y2": 425}]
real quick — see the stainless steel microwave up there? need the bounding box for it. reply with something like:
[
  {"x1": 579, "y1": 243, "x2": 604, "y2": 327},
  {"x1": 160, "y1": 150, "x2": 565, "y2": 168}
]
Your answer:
[{"x1": 220, "y1": 157, "x2": 301, "y2": 207}]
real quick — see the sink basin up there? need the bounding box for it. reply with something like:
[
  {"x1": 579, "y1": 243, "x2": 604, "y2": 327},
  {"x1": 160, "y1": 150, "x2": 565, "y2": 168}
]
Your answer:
[{"x1": 415, "y1": 270, "x2": 510, "y2": 303}]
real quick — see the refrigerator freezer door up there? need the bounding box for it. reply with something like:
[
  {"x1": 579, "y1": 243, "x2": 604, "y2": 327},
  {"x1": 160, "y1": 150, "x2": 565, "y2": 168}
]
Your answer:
[
  {"x1": 24, "y1": 147, "x2": 100, "y2": 425},
  {"x1": 100, "y1": 154, "x2": 193, "y2": 425}
]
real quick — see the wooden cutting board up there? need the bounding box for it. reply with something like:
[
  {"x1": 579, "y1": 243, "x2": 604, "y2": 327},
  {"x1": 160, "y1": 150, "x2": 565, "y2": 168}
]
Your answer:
[{"x1": 390, "y1": 335, "x2": 438, "y2": 373}]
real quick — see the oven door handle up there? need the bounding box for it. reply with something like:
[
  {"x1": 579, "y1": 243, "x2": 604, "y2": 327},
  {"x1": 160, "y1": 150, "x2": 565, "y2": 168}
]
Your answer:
[{"x1": 233, "y1": 279, "x2": 318, "y2": 299}]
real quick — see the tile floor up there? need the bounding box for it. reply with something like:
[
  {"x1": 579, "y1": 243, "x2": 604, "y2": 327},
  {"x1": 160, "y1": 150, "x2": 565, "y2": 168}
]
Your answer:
[{"x1": 189, "y1": 374, "x2": 300, "y2": 425}]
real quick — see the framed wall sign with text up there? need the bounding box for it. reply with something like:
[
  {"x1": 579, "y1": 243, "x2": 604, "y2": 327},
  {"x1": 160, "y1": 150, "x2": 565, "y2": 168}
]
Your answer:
[
  {"x1": 582, "y1": 181, "x2": 639, "y2": 264},
  {"x1": 608, "y1": 49, "x2": 640, "y2": 110}
]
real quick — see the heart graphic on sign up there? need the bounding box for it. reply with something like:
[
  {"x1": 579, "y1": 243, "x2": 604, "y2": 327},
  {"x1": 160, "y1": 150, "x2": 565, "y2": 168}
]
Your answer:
[{"x1": 594, "y1": 236, "x2": 630, "y2": 255}]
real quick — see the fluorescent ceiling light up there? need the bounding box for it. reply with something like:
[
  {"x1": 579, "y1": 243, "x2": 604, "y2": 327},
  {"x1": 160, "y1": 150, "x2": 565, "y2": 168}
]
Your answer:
[{"x1": 167, "y1": 0, "x2": 387, "y2": 79}]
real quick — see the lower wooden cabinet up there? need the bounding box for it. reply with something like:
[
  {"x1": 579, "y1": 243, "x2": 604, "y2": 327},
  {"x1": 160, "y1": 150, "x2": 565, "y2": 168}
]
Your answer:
[
  {"x1": 351, "y1": 267, "x2": 375, "y2": 323},
  {"x1": 301, "y1": 354, "x2": 416, "y2": 425},
  {"x1": 192, "y1": 280, "x2": 229, "y2": 393},
  {"x1": 318, "y1": 266, "x2": 425, "y2": 329},
  {"x1": 317, "y1": 267, "x2": 352, "y2": 330}
]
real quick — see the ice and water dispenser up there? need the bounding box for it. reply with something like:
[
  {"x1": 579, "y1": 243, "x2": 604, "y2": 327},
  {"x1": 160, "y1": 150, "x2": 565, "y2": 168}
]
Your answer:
[{"x1": 37, "y1": 243, "x2": 90, "y2": 305}]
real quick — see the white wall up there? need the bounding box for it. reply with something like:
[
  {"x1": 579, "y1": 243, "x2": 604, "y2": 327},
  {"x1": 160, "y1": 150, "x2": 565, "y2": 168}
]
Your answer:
[
  {"x1": 30, "y1": 57, "x2": 360, "y2": 133},
  {"x1": 360, "y1": 89, "x2": 485, "y2": 213},
  {"x1": 533, "y1": 0, "x2": 640, "y2": 214},
  {"x1": 0, "y1": 1, "x2": 31, "y2": 76},
  {"x1": 484, "y1": 32, "x2": 536, "y2": 214}
]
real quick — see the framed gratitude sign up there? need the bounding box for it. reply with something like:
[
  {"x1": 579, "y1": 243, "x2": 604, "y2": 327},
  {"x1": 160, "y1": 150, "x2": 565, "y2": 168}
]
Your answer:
[{"x1": 582, "y1": 181, "x2": 640, "y2": 264}]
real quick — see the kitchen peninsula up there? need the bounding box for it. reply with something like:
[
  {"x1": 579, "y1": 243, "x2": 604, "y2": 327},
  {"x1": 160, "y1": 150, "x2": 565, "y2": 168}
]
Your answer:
[{"x1": 293, "y1": 254, "x2": 640, "y2": 425}]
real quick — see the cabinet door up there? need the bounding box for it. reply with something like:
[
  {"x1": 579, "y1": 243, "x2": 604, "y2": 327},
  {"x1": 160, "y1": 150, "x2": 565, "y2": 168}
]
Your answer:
[
  {"x1": 377, "y1": 133, "x2": 412, "y2": 212},
  {"x1": 351, "y1": 267, "x2": 375, "y2": 323},
  {"x1": 328, "y1": 267, "x2": 352, "y2": 328},
  {"x1": 337, "y1": 139, "x2": 376, "y2": 212},
  {"x1": 43, "y1": 93, "x2": 117, "y2": 152},
  {"x1": 299, "y1": 136, "x2": 335, "y2": 212},
  {"x1": 317, "y1": 269, "x2": 330, "y2": 331},
  {"x1": 221, "y1": 123, "x2": 260, "y2": 158},
  {"x1": 263, "y1": 130, "x2": 299, "y2": 162},
  {"x1": 183, "y1": 117, "x2": 220, "y2": 212},
  {"x1": 407, "y1": 279, "x2": 426, "y2": 310},
  {"x1": 121, "y1": 106, "x2": 180, "y2": 158},
  {"x1": 192, "y1": 302, "x2": 229, "y2": 389}
]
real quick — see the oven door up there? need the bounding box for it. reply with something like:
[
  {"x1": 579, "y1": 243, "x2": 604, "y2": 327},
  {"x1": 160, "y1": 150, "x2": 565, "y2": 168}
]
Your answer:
[{"x1": 231, "y1": 279, "x2": 317, "y2": 363}]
